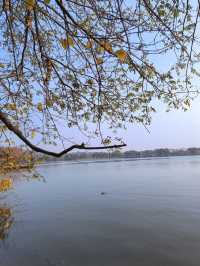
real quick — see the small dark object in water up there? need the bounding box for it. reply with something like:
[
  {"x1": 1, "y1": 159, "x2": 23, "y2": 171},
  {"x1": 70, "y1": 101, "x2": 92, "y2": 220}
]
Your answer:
[{"x1": 100, "y1": 192, "x2": 106, "y2": 195}]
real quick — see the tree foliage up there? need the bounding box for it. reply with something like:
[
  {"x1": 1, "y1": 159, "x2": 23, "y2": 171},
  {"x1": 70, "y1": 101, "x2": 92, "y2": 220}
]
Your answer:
[{"x1": 0, "y1": 0, "x2": 199, "y2": 166}]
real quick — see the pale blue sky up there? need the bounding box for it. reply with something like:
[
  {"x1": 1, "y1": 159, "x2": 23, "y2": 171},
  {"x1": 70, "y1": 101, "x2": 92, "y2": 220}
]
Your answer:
[
  {"x1": 51, "y1": 97, "x2": 200, "y2": 151},
  {"x1": 122, "y1": 97, "x2": 200, "y2": 150},
  {"x1": 33, "y1": 50, "x2": 200, "y2": 151}
]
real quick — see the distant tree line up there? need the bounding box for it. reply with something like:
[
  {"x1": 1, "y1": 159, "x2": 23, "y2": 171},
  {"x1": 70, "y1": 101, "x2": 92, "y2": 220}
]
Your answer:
[
  {"x1": 1, "y1": 147, "x2": 200, "y2": 165},
  {"x1": 42, "y1": 147, "x2": 200, "y2": 162}
]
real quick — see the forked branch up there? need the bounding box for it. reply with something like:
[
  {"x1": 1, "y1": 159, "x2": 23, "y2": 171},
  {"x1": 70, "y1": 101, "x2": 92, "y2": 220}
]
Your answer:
[{"x1": 0, "y1": 111, "x2": 126, "y2": 157}]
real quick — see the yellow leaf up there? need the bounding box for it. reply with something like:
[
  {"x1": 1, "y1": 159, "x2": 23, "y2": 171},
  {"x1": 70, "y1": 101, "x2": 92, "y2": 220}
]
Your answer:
[
  {"x1": 96, "y1": 58, "x2": 103, "y2": 65},
  {"x1": 86, "y1": 40, "x2": 93, "y2": 49},
  {"x1": 60, "y1": 38, "x2": 67, "y2": 49},
  {"x1": 60, "y1": 36, "x2": 74, "y2": 49},
  {"x1": 0, "y1": 178, "x2": 13, "y2": 192},
  {"x1": 4, "y1": 0, "x2": 10, "y2": 11},
  {"x1": 26, "y1": 16, "x2": 32, "y2": 27},
  {"x1": 96, "y1": 45, "x2": 104, "y2": 53},
  {"x1": 73, "y1": 30, "x2": 78, "y2": 36},
  {"x1": 0, "y1": 63, "x2": 5, "y2": 68},
  {"x1": 31, "y1": 130, "x2": 36, "y2": 139},
  {"x1": 44, "y1": 0, "x2": 50, "y2": 4},
  {"x1": 100, "y1": 40, "x2": 113, "y2": 52},
  {"x1": 67, "y1": 36, "x2": 74, "y2": 47},
  {"x1": 46, "y1": 99, "x2": 53, "y2": 107},
  {"x1": 87, "y1": 79, "x2": 93, "y2": 85},
  {"x1": 0, "y1": 208, "x2": 11, "y2": 218},
  {"x1": 7, "y1": 103, "x2": 16, "y2": 110},
  {"x1": 25, "y1": 0, "x2": 35, "y2": 10},
  {"x1": 37, "y1": 102, "x2": 43, "y2": 112},
  {"x1": 115, "y1": 49, "x2": 128, "y2": 63}
]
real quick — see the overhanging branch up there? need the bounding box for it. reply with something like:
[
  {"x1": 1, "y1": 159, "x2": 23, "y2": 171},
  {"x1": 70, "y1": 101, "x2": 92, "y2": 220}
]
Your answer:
[{"x1": 0, "y1": 111, "x2": 126, "y2": 157}]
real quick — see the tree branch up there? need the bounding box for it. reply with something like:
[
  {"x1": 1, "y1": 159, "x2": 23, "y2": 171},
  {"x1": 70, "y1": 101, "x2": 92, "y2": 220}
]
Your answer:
[{"x1": 0, "y1": 111, "x2": 126, "y2": 157}]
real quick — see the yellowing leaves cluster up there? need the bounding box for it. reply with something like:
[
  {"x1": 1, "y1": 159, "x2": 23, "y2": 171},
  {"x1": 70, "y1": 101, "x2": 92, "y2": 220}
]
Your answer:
[
  {"x1": 0, "y1": 178, "x2": 13, "y2": 193},
  {"x1": 25, "y1": 0, "x2": 35, "y2": 11},
  {"x1": 96, "y1": 45, "x2": 104, "y2": 53},
  {"x1": 0, "y1": 148, "x2": 35, "y2": 176},
  {"x1": 0, "y1": 206, "x2": 13, "y2": 240},
  {"x1": 46, "y1": 99, "x2": 53, "y2": 107},
  {"x1": 86, "y1": 40, "x2": 93, "y2": 49},
  {"x1": 31, "y1": 130, "x2": 36, "y2": 139},
  {"x1": 0, "y1": 207, "x2": 11, "y2": 218},
  {"x1": 37, "y1": 102, "x2": 43, "y2": 112},
  {"x1": 100, "y1": 40, "x2": 113, "y2": 53},
  {"x1": 6, "y1": 103, "x2": 17, "y2": 111},
  {"x1": 96, "y1": 58, "x2": 103, "y2": 65},
  {"x1": 115, "y1": 49, "x2": 128, "y2": 63},
  {"x1": 26, "y1": 15, "x2": 32, "y2": 28},
  {"x1": 4, "y1": 0, "x2": 10, "y2": 11},
  {"x1": 87, "y1": 79, "x2": 93, "y2": 85},
  {"x1": 60, "y1": 36, "x2": 74, "y2": 49}
]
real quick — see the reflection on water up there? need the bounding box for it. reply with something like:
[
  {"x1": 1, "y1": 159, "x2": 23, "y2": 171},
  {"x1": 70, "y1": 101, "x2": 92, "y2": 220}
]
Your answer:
[
  {"x1": 1, "y1": 156, "x2": 200, "y2": 266},
  {"x1": 0, "y1": 171, "x2": 45, "y2": 242},
  {"x1": 0, "y1": 205, "x2": 13, "y2": 241}
]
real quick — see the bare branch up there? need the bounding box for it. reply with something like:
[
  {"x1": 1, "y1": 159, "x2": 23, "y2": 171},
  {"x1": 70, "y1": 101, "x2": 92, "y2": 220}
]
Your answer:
[{"x1": 0, "y1": 111, "x2": 126, "y2": 157}]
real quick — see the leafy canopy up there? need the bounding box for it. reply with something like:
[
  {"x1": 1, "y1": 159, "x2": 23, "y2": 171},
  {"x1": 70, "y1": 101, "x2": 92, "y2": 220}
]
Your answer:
[{"x1": 0, "y1": 0, "x2": 199, "y2": 164}]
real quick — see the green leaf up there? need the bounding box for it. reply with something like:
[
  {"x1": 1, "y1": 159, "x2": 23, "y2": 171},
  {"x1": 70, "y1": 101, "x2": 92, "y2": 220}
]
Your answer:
[{"x1": 173, "y1": 9, "x2": 179, "y2": 18}]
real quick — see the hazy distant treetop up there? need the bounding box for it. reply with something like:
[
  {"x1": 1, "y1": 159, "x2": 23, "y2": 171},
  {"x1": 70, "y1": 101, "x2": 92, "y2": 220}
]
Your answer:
[{"x1": 0, "y1": 0, "x2": 199, "y2": 160}]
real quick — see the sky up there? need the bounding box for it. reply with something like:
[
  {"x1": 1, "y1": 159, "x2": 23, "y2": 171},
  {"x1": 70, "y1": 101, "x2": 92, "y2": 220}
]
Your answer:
[
  {"x1": 114, "y1": 0, "x2": 200, "y2": 151},
  {"x1": 122, "y1": 97, "x2": 200, "y2": 150},
  {"x1": 27, "y1": 49, "x2": 200, "y2": 152},
  {"x1": 52, "y1": 96, "x2": 200, "y2": 152}
]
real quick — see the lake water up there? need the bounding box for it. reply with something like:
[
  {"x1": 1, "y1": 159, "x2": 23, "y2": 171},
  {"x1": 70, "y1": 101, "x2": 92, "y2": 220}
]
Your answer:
[{"x1": 1, "y1": 156, "x2": 200, "y2": 266}]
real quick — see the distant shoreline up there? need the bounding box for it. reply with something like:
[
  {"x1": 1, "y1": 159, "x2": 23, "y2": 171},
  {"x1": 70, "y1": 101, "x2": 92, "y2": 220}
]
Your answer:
[
  {"x1": 42, "y1": 147, "x2": 200, "y2": 163},
  {"x1": 2, "y1": 147, "x2": 200, "y2": 168},
  {"x1": 38, "y1": 154, "x2": 200, "y2": 167}
]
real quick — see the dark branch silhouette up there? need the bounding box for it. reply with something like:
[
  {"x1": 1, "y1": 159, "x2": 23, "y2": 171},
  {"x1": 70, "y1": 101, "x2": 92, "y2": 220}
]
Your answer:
[{"x1": 0, "y1": 111, "x2": 126, "y2": 157}]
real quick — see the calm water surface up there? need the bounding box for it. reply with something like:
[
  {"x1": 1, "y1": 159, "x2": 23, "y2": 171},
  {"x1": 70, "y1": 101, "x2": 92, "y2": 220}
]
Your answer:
[{"x1": 1, "y1": 156, "x2": 200, "y2": 266}]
